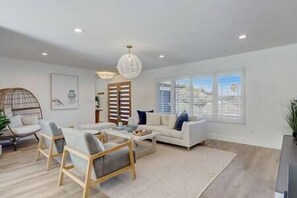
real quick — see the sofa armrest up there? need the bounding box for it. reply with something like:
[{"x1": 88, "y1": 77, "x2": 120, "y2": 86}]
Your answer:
[{"x1": 182, "y1": 120, "x2": 207, "y2": 147}]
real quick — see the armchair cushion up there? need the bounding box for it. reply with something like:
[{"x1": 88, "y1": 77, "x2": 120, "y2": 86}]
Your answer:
[
  {"x1": 40, "y1": 120, "x2": 64, "y2": 153},
  {"x1": 99, "y1": 142, "x2": 132, "y2": 177}
]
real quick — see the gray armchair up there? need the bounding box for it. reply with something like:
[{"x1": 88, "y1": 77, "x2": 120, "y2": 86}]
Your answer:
[
  {"x1": 36, "y1": 120, "x2": 65, "y2": 171},
  {"x1": 59, "y1": 128, "x2": 136, "y2": 198}
]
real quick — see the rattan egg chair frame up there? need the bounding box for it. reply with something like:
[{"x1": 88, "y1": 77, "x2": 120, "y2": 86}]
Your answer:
[{"x1": 0, "y1": 88, "x2": 43, "y2": 150}]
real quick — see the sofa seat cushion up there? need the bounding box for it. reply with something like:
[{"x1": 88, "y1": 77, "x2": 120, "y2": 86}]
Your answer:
[
  {"x1": 11, "y1": 124, "x2": 41, "y2": 135},
  {"x1": 138, "y1": 125, "x2": 183, "y2": 139}
]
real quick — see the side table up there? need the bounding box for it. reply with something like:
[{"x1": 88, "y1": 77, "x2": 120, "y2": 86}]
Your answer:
[{"x1": 0, "y1": 130, "x2": 17, "y2": 151}]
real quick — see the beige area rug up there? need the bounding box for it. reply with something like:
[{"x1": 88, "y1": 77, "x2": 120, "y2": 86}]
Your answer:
[{"x1": 100, "y1": 144, "x2": 236, "y2": 198}]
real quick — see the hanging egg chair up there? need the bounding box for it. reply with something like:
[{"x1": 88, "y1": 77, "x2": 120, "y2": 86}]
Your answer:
[{"x1": 0, "y1": 88, "x2": 43, "y2": 150}]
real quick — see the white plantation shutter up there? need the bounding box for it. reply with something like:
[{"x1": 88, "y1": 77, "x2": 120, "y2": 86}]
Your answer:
[
  {"x1": 174, "y1": 79, "x2": 191, "y2": 114},
  {"x1": 158, "y1": 81, "x2": 171, "y2": 113},
  {"x1": 108, "y1": 81, "x2": 131, "y2": 124},
  {"x1": 217, "y1": 73, "x2": 243, "y2": 122},
  {"x1": 156, "y1": 70, "x2": 244, "y2": 124},
  {"x1": 192, "y1": 77, "x2": 213, "y2": 118}
]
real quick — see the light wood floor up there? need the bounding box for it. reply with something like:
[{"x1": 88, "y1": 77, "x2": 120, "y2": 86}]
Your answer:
[{"x1": 0, "y1": 138, "x2": 280, "y2": 198}]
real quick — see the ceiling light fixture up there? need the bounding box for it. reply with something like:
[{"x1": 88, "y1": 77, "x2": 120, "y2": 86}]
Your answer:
[
  {"x1": 96, "y1": 71, "x2": 116, "y2": 80},
  {"x1": 41, "y1": 52, "x2": 48, "y2": 56},
  {"x1": 159, "y1": 55, "x2": 165, "y2": 58},
  {"x1": 238, "y1": 34, "x2": 248, "y2": 40},
  {"x1": 117, "y1": 45, "x2": 142, "y2": 79},
  {"x1": 74, "y1": 28, "x2": 84, "y2": 33}
]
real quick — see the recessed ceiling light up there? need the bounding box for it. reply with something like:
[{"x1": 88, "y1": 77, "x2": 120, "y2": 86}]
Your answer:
[
  {"x1": 159, "y1": 55, "x2": 165, "y2": 58},
  {"x1": 41, "y1": 52, "x2": 48, "y2": 56},
  {"x1": 74, "y1": 28, "x2": 84, "y2": 33},
  {"x1": 238, "y1": 34, "x2": 248, "y2": 40}
]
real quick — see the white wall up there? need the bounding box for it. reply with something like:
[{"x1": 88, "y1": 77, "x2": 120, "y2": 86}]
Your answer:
[
  {"x1": 0, "y1": 57, "x2": 96, "y2": 127},
  {"x1": 96, "y1": 78, "x2": 108, "y2": 122},
  {"x1": 99, "y1": 44, "x2": 297, "y2": 149}
]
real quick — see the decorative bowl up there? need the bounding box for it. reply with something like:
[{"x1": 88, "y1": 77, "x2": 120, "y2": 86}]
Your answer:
[{"x1": 124, "y1": 125, "x2": 138, "y2": 132}]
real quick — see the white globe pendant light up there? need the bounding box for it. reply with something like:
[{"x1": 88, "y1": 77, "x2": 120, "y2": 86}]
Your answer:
[{"x1": 117, "y1": 45, "x2": 142, "y2": 79}]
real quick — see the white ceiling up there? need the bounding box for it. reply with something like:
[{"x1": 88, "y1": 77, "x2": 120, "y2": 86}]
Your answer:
[{"x1": 0, "y1": 0, "x2": 297, "y2": 71}]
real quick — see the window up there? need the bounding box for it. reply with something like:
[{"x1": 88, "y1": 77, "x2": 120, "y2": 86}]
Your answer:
[
  {"x1": 217, "y1": 74, "x2": 243, "y2": 122},
  {"x1": 192, "y1": 77, "x2": 213, "y2": 117},
  {"x1": 174, "y1": 79, "x2": 191, "y2": 114},
  {"x1": 158, "y1": 81, "x2": 171, "y2": 113},
  {"x1": 157, "y1": 70, "x2": 244, "y2": 124}
]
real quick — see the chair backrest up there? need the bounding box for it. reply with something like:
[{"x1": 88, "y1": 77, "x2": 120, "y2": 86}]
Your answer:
[
  {"x1": 40, "y1": 120, "x2": 64, "y2": 153},
  {"x1": 62, "y1": 128, "x2": 104, "y2": 179}
]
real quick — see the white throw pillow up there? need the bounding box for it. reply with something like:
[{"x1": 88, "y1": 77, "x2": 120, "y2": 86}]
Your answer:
[
  {"x1": 161, "y1": 114, "x2": 169, "y2": 126},
  {"x1": 4, "y1": 108, "x2": 13, "y2": 118},
  {"x1": 189, "y1": 116, "x2": 198, "y2": 121},
  {"x1": 146, "y1": 113, "x2": 161, "y2": 126},
  {"x1": 9, "y1": 115, "x2": 23, "y2": 128},
  {"x1": 168, "y1": 114, "x2": 177, "y2": 129},
  {"x1": 21, "y1": 115, "x2": 39, "y2": 125}
]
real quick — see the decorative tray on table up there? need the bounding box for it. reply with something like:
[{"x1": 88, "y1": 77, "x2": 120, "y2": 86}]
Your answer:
[{"x1": 133, "y1": 129, "x2": 152, "y2": 136}]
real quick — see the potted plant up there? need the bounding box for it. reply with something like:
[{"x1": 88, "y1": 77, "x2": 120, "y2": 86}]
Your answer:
[
  {"x1": 0, "y1": 114, "x2": 10, "y2": 135},
  {"x1": 285, "y1": 99, "x2": 297, "y2": 141}
]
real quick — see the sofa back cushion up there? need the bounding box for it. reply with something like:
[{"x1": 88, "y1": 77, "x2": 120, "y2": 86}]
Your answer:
[
  {"x1": 146, "y1": 113, "x2": 161, "y2": 126},
  {"x1": 189, "y1": 116, "x2": 198, "y2": 121},
  {"x1": 168, "y1": 114, "x2": 177, "y2": 129},
  {"x1": 175, "y1": 111, "x2": 189, "y2": 131},
  {"x1": 137, "y1": 110, "x2": 154, "y2": 124},
  {"x1": 161, "y1": 114, "x2": 169, "y2": 126}
]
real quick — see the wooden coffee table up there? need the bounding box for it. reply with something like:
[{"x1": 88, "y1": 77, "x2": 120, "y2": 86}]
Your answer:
[{"x1": 104, "y1": 129, "x2": 159, "y2": 159}]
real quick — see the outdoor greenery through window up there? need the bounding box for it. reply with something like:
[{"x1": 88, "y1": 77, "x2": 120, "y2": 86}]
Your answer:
[{"x1": 157, "y1": 71, "x2": 244, "y2": 123}]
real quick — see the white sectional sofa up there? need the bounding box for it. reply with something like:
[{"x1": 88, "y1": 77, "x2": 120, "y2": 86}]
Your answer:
[{"x1": 129, "y1": 114, "x2": 207, "y2": 150}]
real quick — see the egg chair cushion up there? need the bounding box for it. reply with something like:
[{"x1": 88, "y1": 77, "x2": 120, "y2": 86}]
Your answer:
[
  {"x1": 4, "y1": 108, "x2": 13, "y2": 118},
  {"x1": 11, "y1": 125, "x2": 41, "y2": 135},
  {"x1": 21, "y1": 115, "x2": 39, "y2": 125},
  {"x1": 9, "y1": 115, "x2": 23, "y2": 128}
]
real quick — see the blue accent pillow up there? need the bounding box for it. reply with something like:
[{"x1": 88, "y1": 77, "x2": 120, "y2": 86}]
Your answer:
[
  {"x1": 175, "y1": 111, "x2": 189, "y2": 131},
  {"x1": 137, "y1": 110, "x2": 154, "y2": 124}
]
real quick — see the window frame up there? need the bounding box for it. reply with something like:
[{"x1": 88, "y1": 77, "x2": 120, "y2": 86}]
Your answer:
[{"x1": 156, "y1": 69, "x2": 246, "y2": 124}]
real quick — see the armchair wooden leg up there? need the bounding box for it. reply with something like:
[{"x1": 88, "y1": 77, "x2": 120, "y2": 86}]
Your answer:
[
  {"x1": 36, "y1": 136, "x2": 43, "y2": 161},
  {"x1": 128, "y1": 142, "x2": 136, "y2": 180},
  {"x1": 58, "y1": 149, "x2": 67, "y2": 186},
  {"x1": 46, "y1": 139, "x2": 54, "y2": 171},
  {"x1": 83, "y1": 159, "x2": 93, "y2": 198}
]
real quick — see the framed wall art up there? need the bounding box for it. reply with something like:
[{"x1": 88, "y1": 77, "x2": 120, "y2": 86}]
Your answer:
[{"x1": 51, "y1": 74, "x2": 79, "y2": 110}]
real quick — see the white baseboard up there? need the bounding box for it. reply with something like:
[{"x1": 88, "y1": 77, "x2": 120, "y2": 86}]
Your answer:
[
  {"x1": 207, "y1": 133, "x2": 281, "y2": 149},
  {"x1": 274, "y1": 191, "x2": 284, "y2": 198}
]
